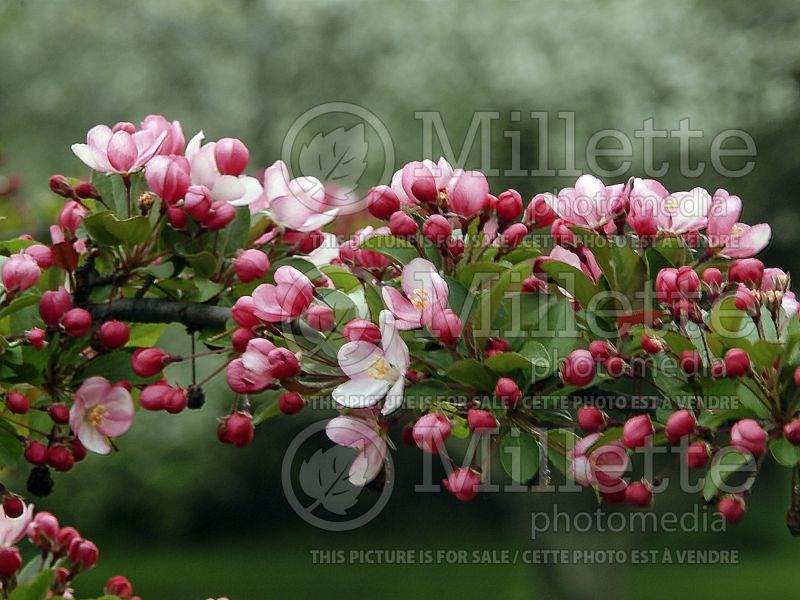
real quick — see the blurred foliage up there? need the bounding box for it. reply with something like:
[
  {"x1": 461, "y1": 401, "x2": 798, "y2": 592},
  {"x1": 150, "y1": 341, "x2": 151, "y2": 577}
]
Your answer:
[{"x1": 1, "y1": 0, "x2": 800, "y2": 597}]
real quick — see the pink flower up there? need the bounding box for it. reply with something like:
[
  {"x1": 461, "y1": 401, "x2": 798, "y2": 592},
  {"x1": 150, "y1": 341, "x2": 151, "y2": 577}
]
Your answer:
[
  {"x1": 256, "y1": 160, "x2": 337, "y2": 230},
  {"x1": 706, "y1": 189, "x2": 771, "y2": 258},
  {"x1": 539, "y1": 246, "x2": 601, "y2": 283},
  {"x1": 144, "y1": 155, "x2": 191, "y2": 205},
  {"x1": 69, "y1": 377, "x2": 134, "y2": 455},
  {"x1": 185, "y1": 131, "x2": 263, "y2": 209},
  {"x1": 59, "y1": 201, "x2": 88, "y2": 233},
  {"x1": 629, "y1": 178, "x2": 710, "y2": 234},
  {"x1": 391, "y1": 158, "x2": 453, "y2": 206},
  {"x1": 332, "y1": 311, "x2": 409, "y2": 414},
  {"x1": 72, "y1": 124, "x2": 166, "y2": 174},
  {"x1": 381, "y1": 258, "x2": 449, "y2": 330},
  {"x1": 548, "y1": 175, "x2": 624, "y2": 232},
  {"x1": 0, "y1": 501, "x2": 33, "y2": 547},
  {"x1": 251, "y1": 265, "x2": 315, "y2": 322},
  {"x1": 446, "y1": 169, "x2": 489, "y2": 218},
  {"x1": 2, "y1": 253, "x2": 40, "y2": 293},
  {"x1": 140, "y1": 114, "x2": 185, "y2": 155},
  {"x1": 326, "y1": 412, "x2": 388, "y2": 486}
]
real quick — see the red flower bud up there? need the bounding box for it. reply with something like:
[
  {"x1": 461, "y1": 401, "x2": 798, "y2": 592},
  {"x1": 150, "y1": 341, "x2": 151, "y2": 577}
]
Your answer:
[
  {"x1": 625, "y1": 480, "x2": 653, "y2": 508},
  {"x1": 367, "y1": 186, "x2": 401, "y2": 220},
  {"x1": 217, "y1": 411, "x2": 254, "y2": 448},
  {"x1": 68, "y1": 537, "x2": 99, "y2": 571},
  {"x1": 24, "y1": 244, "x2": 53, "y2": 269},
  {"x1": 235, "y1": 249, "x2": 270, "y2": 283},
  {"x1": 522, "y1": 275, "x2": 547, "y2": 293},
  {"x1": 717, "y1": 495, "x2": 745, "y2": 524},
  {"x1": 427, "y1": 307, "x2": 462, "y2": 346},
  {"x1": 139, "y1": 382, "x2": 172, "y2": 411},
  {"x1": 640, "y1": 334, "x2": 665, "y2": 354},
  {"x1": 412, "y1": 413, "x2": 452, "y2": 453},
  {"x1": 39, "y1": 287, "x2": 72, "y2": 326},
  {"x1": 728, "y1": 258, "x2": 764, "y2": 288},
  {"x1": 501, "y1": 223, "x2": 528, "y2": 248},
  {"x1": 163, "y1": 387, "x2": 189, "y2": 414},
  {"x1": 622, "y1": 414, "x2": 654, "y2": 449},
  {"x1": 525, "y1": 194, "x2": 557, "y2": 228},
  {"x1": 495, "y1": 377, "x2": 522, "y2": 409},
  {"x1": 131, "y1": 348, "x2": 174, "y2": 378},
  {"x1": 167, "y1": 206, "x2": 187, "y2": 229},
  {"x1": 550, "y1": 219, "x2": 574, "y2": 246},
  {"x1": 588, "y1": 340, "x2": 611, "y2": 363},
  {"x1": 0, "y1": 547, "x2": 22, "y2": 578},
  {"x1": 99, "y1": 320, "x2": 130, "y2": 350},
  {"x1": 267, "y1": 348, "x2": 300, "y2": 379},
  {"x1": 105, "y1": 576, "x2": 135, "y2": 599},
  {"x1": 55, "y1": 526, "x2": 81, "y2": 557},
  {"x1": 214, "y1": 138, "x2": 250, "y2": 176},
  {"x1": 183, "y1": 185, "x2": 212, "y2": 220},
  {"x1": 702, "y1": 267, "x2": 723, "y2": 287},
  {"x1": 306, "y1": 305, "x2": 335, "y2": 332},
  {"x1": 278, "y1": 391, "x2": 305, "y2": 415},
  {"x1": 48, "y1": 403, "x2": 69, "y2": 424},
  {"x1": 74, "y1": 182, "x2": 100, "y2": 200},
  {"x1": 794, "y1": 365, "x2": 800, "y2": 387},
  {"x1": 26, "y1": 327, "x2": 46, "y2": 349},
  {"x1": 231, "y1": 328, "x2": 255, "y2": 353},
  {"x1": 5, "y1": 392, "x2": 29, "y2": 415},
  {"x1": 562, "y1": 349, "x2": 595, "y2": 387},
  {"x1": 711, "y1": 360, "x2": 726, "y2": 379},
  {"x1": 2, "y1": 254, "x2": 40, "y2": 293},
  {"x1": 442, "y1": 467, "x2": 481, "y2": 503},
  {"x1": 389, "y1": 211, "x2": 418, "y2": 237},
  {"x1": 679, "y1": 350, "x2": 702, "y2": 376},
  {"x1": 49, "y1": 174, "x2": 73, "y2": 198},
  {"x1": 422, "y1": 215, "x2": 452, "y2": 244},
  {"x1": 724, "y1": 348, "x2": 750, "y2": 377},
  {"x1": 28, "y1": 512, "x2": 59, "y2": 549},
  {"x1": 2, "y1": 496, "x2": 23, "y2": 519},
  {"x1": 343, "y1": 319, "x2": 381, "y2": 344},
  {"x1": 24, "y1": 440, "x2": 48, "y2": 465},
  {"x1": 467, "y1": 409, "x2": 497, "y2": 432},
  {"x1": 203, "y1": 201, "x2": 237, "y2": 230},
  {"x1": 675, "y1": 266, "x2": 700, "y2": 297},
  {"x1": 496, "y1": 189, "x2": 523, "y2": 221},
  {"x1": 231, "y1": 296, "x2": 261, "y2": 329},
  {"x1": 665, "y1": 409, "x2": 696, "y2": 444},
  {"x1": 605, "y1": 355, "x2": 627, "y2": 377},
  {"x1": 59, "y1": 200, "x2": 87, "y2": 233},
  {"x1": 733, "y1": 285, "x2": 758, "y2": 316},
  {"x1": 47, "y1": 445, "x2": 74, "y2": 472},
  {"x1": 70, "y1": 439, "x2": 87, "y2": 462},
  {"x1": 577, "y1": 406, "x2": 606, "y2": 433},
  {"x1": 784, "y1": 419, "x2": 800, "y2": 445},
  {"x1": 62, "y1": 308, "x2": 92, "y2": 337},
  {"x1": 730, "y1": 418, "x2": 766, "y2": 454},
  {"x1": 686, "y1": 441, "x2": 710, "y2": 468}
]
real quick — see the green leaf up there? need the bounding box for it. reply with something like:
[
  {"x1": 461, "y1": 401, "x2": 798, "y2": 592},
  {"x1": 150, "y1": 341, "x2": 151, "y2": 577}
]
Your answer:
[
  {"x1": 359, "y1": 234, "x2": 419, "y2": 266},
  {"x1": 315, "y1": 288, "x2": 358, "y2": 326},
  {"x1": 456, "y1": 262, "x2": 510, "y2": 289},
  {"x1": 16, "y1": 556, "x2": 44, "y2": 586},
  {"x1": 270, "y1": 257, "x2": 323, "y2": 282},
  {"x1": 770, "y1": 437, "x2": 800, "y2": 467},
  {"x1": 219, "y1": 207, "x2": 252, "y2": 257},
  {"x1": 9, "y1": 568, "x2": 55, "y2": 600},
  {"x1": 484, "y1": 352, "x2": 532, "y2": 374},
  {"x1": 404, "y1": 379, "x2": 450, "y2": 409},
  {"x1": 253, "y1": 391, "x2": 282, "y2": 425},
  {"x1": 184, "y1": 251, "x2": 219, "y2": 279},
  {"x1": 702, "y1": 449, "x2": 752, "y2": 501},
  {"x1": 538, "y1": 260, "x2": 596, "y2": 308},
  {"x1": 0, "y1": 294, "x2": 41, "y2": 322},
  {"x1": 708, "y1": 294, "x2": 750, "y2": 341},
  {"x1": 83, "y1": 211, "x2": 152, "y2": 246},
  {"x1": 500, "y1": 428, "x2": 540, "y2": 483},
  {"x1": 446, "y1": 359, "x2": 496, "y2": 392},
  {"x1": 0, "y1": 420, "x2": 23, "y2": 464},
  {"x1": 544, "y1": 428, "x2": 580, "y2": 476},
  {"x1": 443, "y1": 276, "x2": 474, "y2": 320},
  {"x1": 321, "y1": 265, "x2": 361, "y2": 292},
  {"x1": 126, "y1": 323, "x2": 166, "y2": 348},
  {"x1": 73, "y1": 349, "x2": 159, "y2": 386},
  {"x1": 472, "y1": 259, "x2": 535, "y2": 342}
]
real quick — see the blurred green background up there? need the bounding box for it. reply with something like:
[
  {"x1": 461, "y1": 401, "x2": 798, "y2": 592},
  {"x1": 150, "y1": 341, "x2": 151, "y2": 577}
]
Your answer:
[{"x1": 1, "y1": 0, "x2": 800, "y2": 598}]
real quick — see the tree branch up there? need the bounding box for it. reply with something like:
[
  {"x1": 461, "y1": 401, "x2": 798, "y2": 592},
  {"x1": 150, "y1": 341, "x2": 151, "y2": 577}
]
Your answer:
[{"x1": 88, "y1": 299, "x2": 231, "y2": 330}]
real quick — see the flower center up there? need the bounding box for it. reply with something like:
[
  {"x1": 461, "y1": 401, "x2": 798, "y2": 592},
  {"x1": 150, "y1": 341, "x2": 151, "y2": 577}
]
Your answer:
[
  {"x1": 731, "y1": 224, "x2": 744, "y2": 235},
  {"x1": 664, "y1": 197, "x2": 679, "y2": 214},
  {"x1": 87, "y1": 404, "x2": 109, "y2": 428},
  {"x1": 367, "y1": 357, "x2": 395, "y2": 380},
  {"x1": 410, "y1": 288, "x2": 431, "y2": 311}
]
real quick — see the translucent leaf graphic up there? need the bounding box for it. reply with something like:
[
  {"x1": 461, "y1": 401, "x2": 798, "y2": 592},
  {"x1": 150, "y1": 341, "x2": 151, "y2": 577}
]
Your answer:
[
  {"x1": 298, "y1": 446, "x2": 362, "y2": 515},
  {"x1": 298, "y1": 124, "x2": 368, "y2": 195}
]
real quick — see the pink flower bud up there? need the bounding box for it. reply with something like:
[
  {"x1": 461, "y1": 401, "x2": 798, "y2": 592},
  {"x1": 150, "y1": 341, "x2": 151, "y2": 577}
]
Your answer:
[
  {"x1": 74, "y1": 182, "x2": 100, "y2": 200},
  {"x1": 0, "y1": 547, "x2": 21, "y2": 578},
  {"x1": 501, "y1": 223, "x2": 528, "y2": 248},
  {"x1": 640, "y1": 334, "x2": 665, "y2": 354},
  {"x1": 99, "y1": 320, "x2": 130, "y2": 350},
  {"x1": 731, "y1": 418, "x2": 766, "y2": 454},
  {"x1": 422, "y1": 215, "x2": 452, "y2": 244},
  {"x1": 655, "y1": 267, "x2": 678, "y2": 302},
  {"x1": 2, "y1": 253, "x2": 40, "y2": 293},
  {"x1": 71, "y1": 438, "x2": 87, "y2": 462},
  {"x1": 675, "y1": 266, "x2": 700, "y2": 297},
  {"x1": 467, "y1": 409, "x2": 497, "y2": 432},
  {"x1": 39, "y1": 287, "x2": 72, "y2": 326},
  {"x1": 235, "y1": 249, "x2": 270, "y2": 283},
  {"x1": 183, "y1": 185, "x2": 213, "y2": 220},
  {"x1": 231, "y1": 296, "x2": 261, "y2": 329},
  {"x1": 164, "y1": 387, "x2": 188, "y2": 413},
  {"x1": 733, "y1": 285, "x2": 758, "y2": 316},
  {"x1": 68, "y1": 537, "x2": 99, "y2": 571},
  {"x1": 203, "y1": 201, "x2": 237, "y2": 230},
  {"x1": 231, "y1": 328, "x2": 255, "y2": 353},
  {"x1": 144, "y1": 155, "x2": 190, "y2": 205},
  {"x1": 112, "y1": 121, "x2": 136, "y2": 134},
  {"x1": 686, "y1": 441, "x2": 710, "y2": 468},
  {"x1": 59, "y1": 200, "x2": 88, "y2": 233},
  {"x1": 367, "y1": 186, "x2": 401, "y2": 220},
  {"x1": 49, "y1": 403, "x2": 69, "y2": 424},
  {"x1": 702, "y1": 267, "x2": 723, "y2": 287},
  {"x1": 24, "y1": 244, "x2": 52, "y2": 269},
  {"x1": 487, "y1": 338, "x2": 510, "y2": 353},
  {"x1": 717, "y1": 495, "x2": 745, "y2": 524},
  {"x1": 724, "y1": 348, "x2": 750, "y2": 377},
  {"x1": 284, "y1": 229, "x2": 324, "y2": 254},
  {"x1": 24, "y1": 440, "x2": 47, "y2": 466},
  {"x1": 605, "y1": 356, "x2": 627, "y2": 377},
  {"x1": 629, "y1": 211, "x2": 658, "y2": 237},
  {"x1": 131, "y1": 347, "x2": 174, "y2": 377},
  {"x1": 167, "y1": 207, "x2": 187, "y2": 229},
  {"x1": 105, "y1": 575, "x2": 135, "y2": 599},
  {"x1": 217, "y1": 411, "x2": 254, "y2": 447},
  {"x1": 562, "y1": 349, "x2": 595, "y2": 387},
  {"x1": 49, "y1": 174, "x2": 73, "y2": 198},
  {"x1": 61, "y1": 308, "x2": 92, "y2": 337},
  {"x1": 442, "y1": 467, "x2": 481, "y2": 502},
  {"x1": 550, "y1": 219, "x2": 574, "y2": 246},
  {"x1": 214, "y1": 138, "x2": 250, "y2": 176},
  {"x1": 622, "y1": 414, "x2": 654, "y2": 449},
  {"x1": 665, "y1": 409, "x2": 696, "y2": 444},
  {"x1": 447, "y1": 170, "x2": 489, "y2": 218},
  {"x1": 267, "y1": 347, "x2": 300, "y2": 379},
  {"x1": 139, "y1": 381, "x2": 172, "y2": 411},
  {"x1": 711, "y1": 360, "x2": 726, "y2": 378},
  {"x1": 588, "y1": 340, "x2": 611, "y2": 363},
  {"x1": 28, "y1": 512, "x2": 59, "y2": 550},
  {"x1": 343, "y1": 319, "x2": 382, "y2": 344},
  {"x1": 55, "y1": 526, "x2": 81, "y2": 557},
  {"x1": 5, "y1": 391, "x2": 29, "y2": 414},
  {"x1": 577, "y1": 406, "x2": 606, "y2": 433},
  {"x1": 279, "y1": 391, "x2": 305, "y2": 415},
  {"x1": 26, "y1": 327, "x2": 46, "y2": 349},
  {"x1": 496, "y1": 189, "x2": 523, "y2": 221},
  {"x1": 525, "y1": 194, "x2": 557, "y2": 228},
  {"x1": 625, "y1": 480, "x2": 653, "y2": 508},
  {"x1": 446, "y1": 237, "x2": 465, "y2": 258},
  {"x1": 728, "y1": 258, "x2": 764, "y2": 288},
  {"x1": 495, "y1": 377, "x2": 522, "y2": 408},
  {"x1": 679, "y1": 350, "x2": 702, "y2": 376},
  {"x1": 140, "y1": 114, "x2": 185, "y2": 155},
  {"x1": 225, "y1": 358, "x2": 271, "y2": 394},
  {"x1": 402, "y1": 161, "x2": 439, "y2": 204},
  {"x1": 784, "y1": 419, "x2": 800, "y2": 445},
  {"x1": 427, "y1": 307, "x2": 462, "y2": 346},
  {"x1": 522, "y1": 275, "x2": 547, "y2": 293},
  {"x1": 413, "y1": 413, "x2": 452, "y2": 453},
  {"x1": 306, "y1": 305, "x2": 335, "y2": 332}
]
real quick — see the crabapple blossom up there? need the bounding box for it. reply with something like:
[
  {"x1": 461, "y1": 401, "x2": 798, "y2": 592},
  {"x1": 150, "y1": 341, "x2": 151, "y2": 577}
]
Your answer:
[
  {"x1": 217, "y1": 411, "x2": 255, "y2": 448},
  {"x1": 256, "y1": 160, "x2": 336, "y2": 230},
  {"x1": 446, "y1": 169, "x2": 489, "y2": 218},
  {"x1": 72, "y1": 124, "x2": 166, "y2": 174},
  {"x1": 69, "y1": 377, "x2": 134, "y2": 455},
  {"x1": 144, "y1": 155, "x2": 191, "y2": 205},
  {"x1": 140, "y1": 114, "x2": 185, "y2": 155},
  {"x1": 2, "y1": 253, "x2": 40, "y2": 293},
  {"x1": 393, "y1": 158, "x2": 453, "y2": 206},
  {"x1": 382, "y1": 258, "x2": 448, "y2": 330},
  {"x1": 235, "y1": 249, "x2": 270, "y2": 283},
  {"x1": 343, "y1": 319, "x2": 382, "y2": 344},
  {"x1": 366, "y1": 185, "x2": 401, "y2": 220},
  {"x1": 562, "y1": 349, "x2": 595, "y2": 387},
  {"x1": 442, "y1": 467, "x2": 481, "y2": 502},
  {"x1": 412, "y1": 413, "x2": 451, "y2": 454},
  {"x1": 731, "y1": 419, "x2": 766, "y2": 455},
  {"x1": 251, "y1": 265, "x2": 315, "y2": 322},
  {"x1": 326, "y1": 411, "x2": 387, "y2": 486}
]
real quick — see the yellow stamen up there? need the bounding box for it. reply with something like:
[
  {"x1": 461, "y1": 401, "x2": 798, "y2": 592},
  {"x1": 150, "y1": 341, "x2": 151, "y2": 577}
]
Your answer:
[
  {"x1": 665, "y1": 197, "x2": 679, "y2": 213},
  {"x1": 367, "y1": 357, "x2": 394, "y2": 380},
  {"x1": 87, "y1": 405, "x2": 108, "y2": 428},
  {"x1": 731, "y1": 224, "x2": 744, "y2": 235},
  {"x1": 409, "y1": 288, "x2": 431, "y2": 311}
]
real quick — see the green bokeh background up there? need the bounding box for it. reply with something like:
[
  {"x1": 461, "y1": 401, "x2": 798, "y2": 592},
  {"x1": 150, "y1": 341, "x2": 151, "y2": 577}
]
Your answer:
[{"x1": 1, "y1": 0, "x2": 800, "y2": 598}]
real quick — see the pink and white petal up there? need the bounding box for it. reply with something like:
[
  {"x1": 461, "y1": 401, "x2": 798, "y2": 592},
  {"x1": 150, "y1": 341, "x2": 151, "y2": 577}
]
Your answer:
[
  {"x1": 251, "y1": 284, "x2": 284, "y2": 322},
  {"x1": 75, "y1": 376, "x2": 112, "y2": 408},
  {"x1": 235, "y1": 176, "x2": 264, "y2": 208},
  {"x1": 725, "y1": 223, "x2": 771, "y2": 258},
  {"x1": 707, "y1": 194, "x2": 742, "y2": 237},
  {"x1": 71, "y1": 144, "x2": 113, "y2": 172},
  {"x1": 400, "y1": 258, "x2": 436, "y2": 297},
  {"x1": 78, "y1": 424, "x2": 112, "y2": 455},
  {"x1": 381, "y1": 376, "x2": 406, "y2": 415},
  {"x1": 106, "y1": 131, "x2": 139, "y2": 173},
  {"x1": 211, "y1": 175, "x2": 246, "y2": 203},
  {"x1": 263, "y1": 160, "x2": 292, "y2": 205},
  {"x1": 548, "y1": 246, "x2": 583, "y2": 270},
  {"x1": 86, "y1": 124, "x2": 113, "y2": 151},
  {"x1": 305, "y1": 233, "x2": 340, "y2": 267},
  {"x1": 331, "y1": 377, "x2": 391, "y2": 408},
  {"x1": 379, "y1": 310, "x2": 410, "y2": 372},
  {"x1": 269, "y1": 195, "x2": 312, "y2": 230},
  {"x1": 190, "y1": 143, "x2": 219, "y2": 188},
  {"x1": 671, "y1": 188, "x2": 710, "y2": 233},
  {"x1": 337, "y1": 341, "x2": 383, "y2": 378},
  {"x1": 390, "y1": 169, "x2": 414, "y2": 206},
  {"x1": 296, "y1": 208, "x2": 338, "y2": 232},
  {"x1": 381, "y1": 287, "x2": 421, "y2": 329},
  {"x1": 0, "y1": 502, "x2": 34, "y2": 546},
  {"x1": 349, "y1": 439, "x2": 387, "y2": 486},
  {"x1": 184, "y1": 131, "x2": 205, "y2": 161}
]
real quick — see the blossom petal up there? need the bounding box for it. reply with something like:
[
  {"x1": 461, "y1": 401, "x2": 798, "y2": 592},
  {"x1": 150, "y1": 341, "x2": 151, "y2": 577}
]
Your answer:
[
  {"x1": 337, "y1": 341, "x2": 383, "y2": 378},
  {"x1": 332, "y1": 376, "x2": 391, "y2": 408},
  {"x1": 381, "y1": 286, "x2": 421, "y2": 329},
  {"x1": 381, "y1": 376, "x2": 406, "y2": 415},
  {"x1": 379, "y1": 310, "x2": 410, "y2": 372}
]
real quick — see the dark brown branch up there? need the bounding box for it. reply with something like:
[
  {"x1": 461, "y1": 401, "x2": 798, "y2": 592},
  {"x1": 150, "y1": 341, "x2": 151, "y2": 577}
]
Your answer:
[{"x1": 88, "y1": 299, "x2": 231, "y2": 330}]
